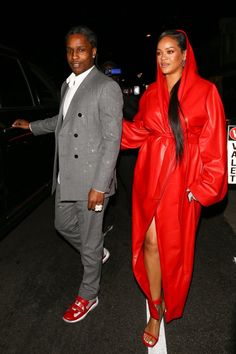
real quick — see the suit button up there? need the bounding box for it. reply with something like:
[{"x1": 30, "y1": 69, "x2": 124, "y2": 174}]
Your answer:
[
  {"x1": 78, "y1": 113, "x2": 82, "y2": 117},
  {"x1": 74, "y1": 133, "x2": 78, "y2": 137},
  {"x1": 74, "y1": 154, "x2": 78, "y2": 158}
]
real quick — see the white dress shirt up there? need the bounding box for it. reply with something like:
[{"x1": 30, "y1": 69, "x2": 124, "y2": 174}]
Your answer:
[{"x1": 63, "y1": 66, "x2": 94, "y2": 118}]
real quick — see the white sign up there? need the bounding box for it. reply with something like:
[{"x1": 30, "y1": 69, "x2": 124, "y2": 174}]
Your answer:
[{"x1": 227, "y1": 125, "x2": 236, "y2": 184}]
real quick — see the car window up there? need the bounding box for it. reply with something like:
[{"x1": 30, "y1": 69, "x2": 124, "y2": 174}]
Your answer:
[
  {"x1": 28, "y1": 63, "x2": 60, "y2": 106},
  {"x1": 0, "y1": 55, "x2": 33, "y2": 108}
]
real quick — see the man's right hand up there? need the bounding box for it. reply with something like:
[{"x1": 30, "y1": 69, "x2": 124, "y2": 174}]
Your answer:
[{"x1": 12, "y1": 119, "x2": 30, "y2": 129}]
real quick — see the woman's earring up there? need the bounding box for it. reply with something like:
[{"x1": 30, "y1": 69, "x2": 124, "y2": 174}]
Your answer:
[{"x1": 182, "y1": 59, "x2": 186, "y2": 67}]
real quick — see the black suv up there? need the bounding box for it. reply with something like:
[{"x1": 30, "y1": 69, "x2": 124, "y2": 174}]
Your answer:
[{"x1": 0, "y1": 45, "x2": 60, "y2": 238}]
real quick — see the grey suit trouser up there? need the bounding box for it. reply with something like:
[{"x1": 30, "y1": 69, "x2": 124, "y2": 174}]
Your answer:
[{"x1": 54, "y1": 183, "x2": 109, "y2": 300}]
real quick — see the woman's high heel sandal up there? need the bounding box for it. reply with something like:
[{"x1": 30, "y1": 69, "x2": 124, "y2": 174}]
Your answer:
[{"x1": 142, "y1": 298, "x2": 164, "y2": 348}]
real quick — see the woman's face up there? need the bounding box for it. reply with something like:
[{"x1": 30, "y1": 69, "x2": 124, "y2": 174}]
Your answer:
[{"x1": 156, "y1": 36, "x2": 186, "y2": 76}]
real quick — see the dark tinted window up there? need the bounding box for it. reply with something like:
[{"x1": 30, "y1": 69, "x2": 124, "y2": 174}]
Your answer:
[
  {"x1": 0, "y1": 55, "x2": 33, "y2": 108},
  {"x1": 28, "y1": 64, "x2": 59, "y2": 106}
]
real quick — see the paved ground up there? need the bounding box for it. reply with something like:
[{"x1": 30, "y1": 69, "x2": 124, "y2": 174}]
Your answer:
[
  {"x1": 0, "y1": 182, "x2": 235, "y2": 354},
  {"x1": 224, "y1": 185, "x2": 236, "y2": 233}
]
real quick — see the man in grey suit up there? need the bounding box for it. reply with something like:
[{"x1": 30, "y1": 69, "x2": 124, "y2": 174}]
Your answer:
[{"x1": 12, "y1": 25, "x2": 123, "y2": 323}]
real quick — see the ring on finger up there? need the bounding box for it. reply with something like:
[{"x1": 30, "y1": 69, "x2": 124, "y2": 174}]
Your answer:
[{"x1": 95, "y1": 204, "x2": 103, "y2": 212}]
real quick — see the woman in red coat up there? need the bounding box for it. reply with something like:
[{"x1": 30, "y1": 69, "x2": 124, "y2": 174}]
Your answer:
[{"x1": 121, "y1": 29, "x2": 228, "y2": 348}]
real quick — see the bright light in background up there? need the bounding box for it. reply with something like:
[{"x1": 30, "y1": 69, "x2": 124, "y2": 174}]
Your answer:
[{"x1": 146, "y1": 33, "x2": 151, "y2": 37}]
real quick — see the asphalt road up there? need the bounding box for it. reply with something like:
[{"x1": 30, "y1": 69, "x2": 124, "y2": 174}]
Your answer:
[{"x1": 0, "y1": 182, "x2": 235, "y2": 354}]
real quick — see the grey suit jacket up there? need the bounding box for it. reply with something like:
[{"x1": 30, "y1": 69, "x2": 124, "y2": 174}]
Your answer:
[{"x1": 30, "y1": 66, "x2": 123, "y2": 201}]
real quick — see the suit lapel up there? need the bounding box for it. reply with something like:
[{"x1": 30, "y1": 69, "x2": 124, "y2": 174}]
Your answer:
[{"x1": 62, "y1": 67, "x2": 99, "y2": 125}]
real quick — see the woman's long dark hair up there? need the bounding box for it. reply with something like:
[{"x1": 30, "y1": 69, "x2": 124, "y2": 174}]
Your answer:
[{"x1": 158, "y1": 30, "x2": 187, "y2": 160}]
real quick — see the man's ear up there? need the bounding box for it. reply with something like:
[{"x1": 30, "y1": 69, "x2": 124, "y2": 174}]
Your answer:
[{"x1": 92, "y1": 48, "x2": 97, "y2": 58}]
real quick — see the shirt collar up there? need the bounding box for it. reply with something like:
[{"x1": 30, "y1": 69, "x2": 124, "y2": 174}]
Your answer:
[{"x1": 66, "y1": 66, "x2": 95, "y2": 88}]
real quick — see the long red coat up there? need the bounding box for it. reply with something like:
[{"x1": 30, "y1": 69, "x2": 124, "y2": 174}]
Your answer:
[{"x1": 121, "y1": 32, "x2": 228, "y2": 323}]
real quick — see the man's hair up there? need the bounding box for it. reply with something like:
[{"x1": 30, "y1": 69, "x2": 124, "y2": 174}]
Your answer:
[{"x1": 65, "y1": 25, "x2": 97, "y2": 48}]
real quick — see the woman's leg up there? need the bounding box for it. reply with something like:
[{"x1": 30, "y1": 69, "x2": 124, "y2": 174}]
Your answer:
[
  {"x1": 143, "y1": 217, "x2": 163, "y2": 346},
  {"x1": 144, "y1": 218, "x2": 162, "y2": 299}
]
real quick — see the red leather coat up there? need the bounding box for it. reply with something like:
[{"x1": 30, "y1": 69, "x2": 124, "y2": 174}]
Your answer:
[{"x1": 121, "y1": 31, "x2": 228, "y2": 323}]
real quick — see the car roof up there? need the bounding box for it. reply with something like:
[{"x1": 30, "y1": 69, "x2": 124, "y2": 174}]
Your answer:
[{"x1": 0, "y1": 44, "x2": 19, "y2": 56}]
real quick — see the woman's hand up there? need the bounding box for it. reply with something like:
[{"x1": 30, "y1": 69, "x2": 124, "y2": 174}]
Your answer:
[{"x1": 186, "y1": 189, "x2": 197, "y2": 202}]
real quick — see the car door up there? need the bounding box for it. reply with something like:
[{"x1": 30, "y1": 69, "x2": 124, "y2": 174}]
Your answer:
[{"x1": 0, "y1": 48, "x2": 59, "y2": 237}]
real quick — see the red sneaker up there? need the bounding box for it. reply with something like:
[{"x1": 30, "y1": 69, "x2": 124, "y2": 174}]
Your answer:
[{"x1": 62, "y1": 296, "x2": 98, "y2": 323}]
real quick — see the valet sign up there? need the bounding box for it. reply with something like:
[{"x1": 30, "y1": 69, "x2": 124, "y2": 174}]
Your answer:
[{"x1": 228, "y1": 125, "x2": 236, "y2": 184}]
